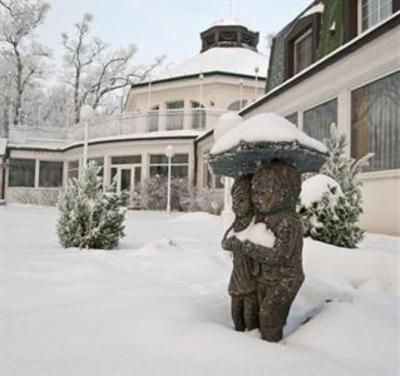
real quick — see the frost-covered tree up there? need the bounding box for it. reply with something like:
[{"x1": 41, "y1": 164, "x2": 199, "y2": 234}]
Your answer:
[
  {"x1": 299, "y1": 125, "x2": 372, "y2": 248},
  {"x1": 57, "y1": 162, "x2": 127, "y2": 249},
  {"x1": 320, "y1": 124, "x2": 373, "y2": 223},
  {"x1": 0, "y1": 0, "x2": 51, "y2": 130},
  {"x1": 61, "y1": 13, "x2": 164, "y2": 123},
  {"x1": 299, "y1": 174, "x2": 364, "y2": 248}
]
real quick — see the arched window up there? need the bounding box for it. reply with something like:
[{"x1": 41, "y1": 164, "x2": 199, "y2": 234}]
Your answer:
[{"x1": 227, "y1": 99, "x2": 248, "y2": 111}]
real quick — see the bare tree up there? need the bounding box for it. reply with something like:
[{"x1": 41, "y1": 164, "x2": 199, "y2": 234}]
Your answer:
[
  {"x1": 62, "y1": 13, "x2": 164, "y2": 123},
  {"x1": 0, "y1": 0, "x2": 50, "y2": 129}
]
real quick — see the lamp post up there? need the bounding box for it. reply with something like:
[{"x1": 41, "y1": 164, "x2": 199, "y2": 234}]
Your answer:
[
  {"x1": 165, "y1": 144, "x2": 175, "y2": 214},
  {"x1": 80, "y1": 105, "x2": 96, "y2": 168}
]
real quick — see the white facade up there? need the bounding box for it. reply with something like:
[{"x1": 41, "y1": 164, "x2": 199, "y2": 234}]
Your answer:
[
  {"x1": 239, "y1": 18, "x2": 400, "y2": 235},
  {"x1": 1, "y1": 18, "x2": 267, "y2": 207}
]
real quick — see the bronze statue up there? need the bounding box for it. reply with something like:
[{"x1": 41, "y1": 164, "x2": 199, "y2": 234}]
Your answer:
[
  {"x1": 208, "y1": 114, "x2": 328, "y2": 342},
  {"x1": 242, "y1": 162, "x2": 304, "y2": 341},
  {"x1": 222, "y1": 175, "x2": 259, "y2": 331},
  {"x1": 224, "y1": 162, "x2": 304, "y2": 342}
]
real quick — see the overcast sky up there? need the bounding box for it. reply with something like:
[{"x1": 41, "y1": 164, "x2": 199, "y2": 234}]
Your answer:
[{"x1": 37, "y1": 0, "x2": 311, "y2": 67}]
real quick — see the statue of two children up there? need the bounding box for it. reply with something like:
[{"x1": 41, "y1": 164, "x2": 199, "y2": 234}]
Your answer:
[{"x1": 222, "y1": 162, "x2": 304, "y2": 342}]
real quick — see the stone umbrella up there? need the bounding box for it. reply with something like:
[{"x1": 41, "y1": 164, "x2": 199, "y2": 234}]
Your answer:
[
  {"x1": 208, "y1": 112, "x2": 328, "y2": 178},
  {"x1": 208, "y1": 112, "x2": 328, "y2": 342}
]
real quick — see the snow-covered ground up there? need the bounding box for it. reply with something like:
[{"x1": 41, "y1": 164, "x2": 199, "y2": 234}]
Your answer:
[{"x1": 1, "y1": 205, "x2": 399, "y2": 376}]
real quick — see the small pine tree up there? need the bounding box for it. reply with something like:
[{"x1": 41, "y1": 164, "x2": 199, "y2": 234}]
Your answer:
[
  {"x1": 300, "y1": 124, "x2": 372, "y2": 248},
  {"x1": 57, "y1": 162, "x2": 127, "y2": 249},
  {"x1": 300, "y1": 174, "x2": 364, "y2": 248}
]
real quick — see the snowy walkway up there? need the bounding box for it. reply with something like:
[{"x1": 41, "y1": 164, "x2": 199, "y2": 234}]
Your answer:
[{"x1": 1, "y1": 205, "x2": 399, "y2": 376}]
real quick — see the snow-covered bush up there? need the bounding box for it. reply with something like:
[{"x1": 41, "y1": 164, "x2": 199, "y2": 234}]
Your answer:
[
  {"x1": 136, "y1": 176, "x2": 190, "y2": 211},
  {"x1": 299, "y1": 125, "x2": 372, "y2": 248},
  {"x1": 11, "y1": 188, "x2": 61, "y2": 206},
  {"x1": 180, "y1": 187, "x2": 224, "y2": 214},
  {"x1": 57, "y1": 162, "x2": 127, "y2": 249},
  {"x1": 299, "y1": 174, "x2": 363, "y2": 247},
  {"x1": 136, "y1": 176, "x2": 223, "y2": 214}
]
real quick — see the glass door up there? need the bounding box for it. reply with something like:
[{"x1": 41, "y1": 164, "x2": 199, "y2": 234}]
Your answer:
[
  {"x1": 120, "y1": 168, "x2": 132, "y2": 192},
  {"x1": 111, "y1": 165, "x2": 142, "y2": 207}
]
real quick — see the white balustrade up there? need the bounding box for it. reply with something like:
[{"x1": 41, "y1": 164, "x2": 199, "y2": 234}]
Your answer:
[{"x1": 8, "y1": 108, "x2": 227, "y2": 146}]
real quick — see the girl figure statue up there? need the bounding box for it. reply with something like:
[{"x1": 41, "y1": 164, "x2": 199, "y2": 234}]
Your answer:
[
  {"x1": 241, "y1": 161, "x2": 304, "y2": 342},
  {"x1": 222, "y1": 175, "x2": 259, "y2": 332}
]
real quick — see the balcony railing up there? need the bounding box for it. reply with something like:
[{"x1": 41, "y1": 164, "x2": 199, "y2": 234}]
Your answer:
[{"x1": 8, "y1": 108, "x2": 226, "y2": 146}]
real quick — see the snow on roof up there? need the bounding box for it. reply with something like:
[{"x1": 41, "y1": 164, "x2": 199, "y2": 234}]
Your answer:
[
  {"x1": 210, "y1": 113, "x2": 328, "y2": 155},
  {"x1": 210, "y1": 15, "x2": 252, "y2": 29},
  {"x1": 8, "y1": 130, "x2": 203, "y2": 151},
  {"x1": 156, "y1": 47, "x2": 267, "y2": 81},
  {"x1": 300, "y1": 2, "x2": 325, "y2": 19}
]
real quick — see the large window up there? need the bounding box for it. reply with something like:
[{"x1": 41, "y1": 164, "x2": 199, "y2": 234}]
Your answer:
[
  {"x1": 9, "y1": 158, "x2": 36, "y2": 187},
  {"x1": 88, "y1": 157, "x2": 104, "y2": 178},
  {"x1": 166, "y1": 100, "x2": 184, "y2": 130},
  {"x1": 147, "y1": 105, "x2": 159, "y2": 132},
  {"x1": 67, "y1": 160, "x2": 79, "y2": 181},
  {"x1": 351, "y1": 71, "x2": 399, "y2": 171},
  {"x1": 191, "y1": 101, "x2": 206, "y2": 130},
  {"x1": 111, "y1": 155, "x2": 141, "y2": 165},
  {"x1": 39, "y1": 161, "x2": 63, "y2": 188},
  {"x1": 360, "y1": 0, "x2": 393, "y2": 32},
  {"x1": 202, "y1": 158, "x2": 224, "y2": 189},
  {"x1": 303, "y1": 99, "x2": 338, "y2": 141},
  {"x1": 293, "y1": 28, "x2": 313, "y2": 74},
  {"x1": 149, "y1": 153, "x2": 189, "y2": 178}
]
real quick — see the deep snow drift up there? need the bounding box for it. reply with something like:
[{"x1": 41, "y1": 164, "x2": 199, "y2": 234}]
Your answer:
[{"x1": 1, "y1": 205, "x2": 399, "y2": 375}]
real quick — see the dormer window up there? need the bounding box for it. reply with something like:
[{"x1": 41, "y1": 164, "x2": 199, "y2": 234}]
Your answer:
[
  {"x1": 360, "y1": 0, "x2": 393, "y2": 32},
  {"x1": 284, "y1": 13, "x2": 320, "y2": 79},
  {"x1": 293, "y1": 28, "x2": 313, "y2": 74}
]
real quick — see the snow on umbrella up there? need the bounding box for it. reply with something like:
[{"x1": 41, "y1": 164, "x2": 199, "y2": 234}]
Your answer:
[{"x1": 208, "y1": 113, "x2": 328, "y2": 177}]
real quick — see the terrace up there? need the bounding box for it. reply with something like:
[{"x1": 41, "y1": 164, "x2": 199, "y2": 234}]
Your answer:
[{"x1": 8, "y1": 108, "x2": 226, "y2": 147}]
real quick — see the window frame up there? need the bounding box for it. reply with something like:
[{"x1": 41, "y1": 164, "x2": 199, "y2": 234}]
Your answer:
[
  {"x1": 148, "y1": 153, "x2": 189, "y2": 179},
  {"x1": 357, "y1": 0, "x2": 394, "y2": 33},
  {"x1": 8, "y1": 158, "x2": 36, "y2": 188},
  {"x1": 67, "y1": 160, "x2": 79, "y2": 181},
  {"x1": 303, "y1": 97, "x2": 338, "y2": 142},
  {"x1": 166, "y1": 100, "x2": 185, "y2": 130},
  {"x1": 293, "y1": 28, "x2": 313, "y2": 75},
  {"x1": 350, "y1": 70, "x2": 400, "y2": 172},
  {"x1": 38, "y1": 160, "x2": 64, "y2": 188},
  {"x1": 284, "y1": 12, "x2": 320, "y2": 79}
]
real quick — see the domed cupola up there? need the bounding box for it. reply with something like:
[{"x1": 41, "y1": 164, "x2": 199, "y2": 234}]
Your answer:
[{"x1": 200, "y1": 16, "x2": 259, "y2": 52}]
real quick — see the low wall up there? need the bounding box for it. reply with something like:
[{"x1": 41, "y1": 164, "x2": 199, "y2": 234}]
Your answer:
[{"x1": 359, "y1": 172, "x2": 400, "y2": 236}]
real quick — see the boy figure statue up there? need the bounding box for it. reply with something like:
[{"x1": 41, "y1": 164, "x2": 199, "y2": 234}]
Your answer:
[
  {"x1": 241, "y1": 161, "x2": 304, "y2": 342},
  {"x1": 222, "y1": 175, "x2": 259, "y2": 332}
]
